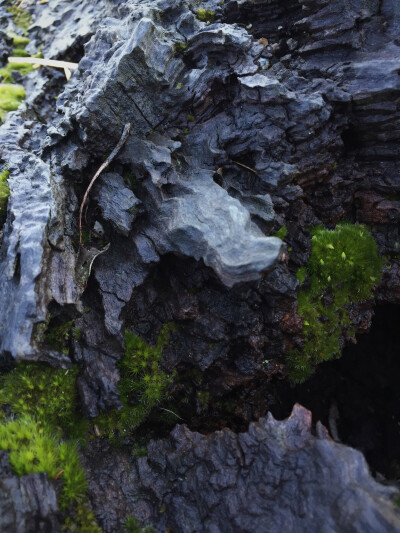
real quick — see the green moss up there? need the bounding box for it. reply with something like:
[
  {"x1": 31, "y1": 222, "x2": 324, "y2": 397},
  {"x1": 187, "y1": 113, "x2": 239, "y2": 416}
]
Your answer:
[
  {"x1": 0, "y1": 417, "x2": 59, "y2": 477},
  {"x1": 0, "y1": 84, "x2": 26, "y2": 119},
  {"x1": 133, "y1": 444, "x2": 148, "y2": 458},
  {"x1": 0, "y1": 416, "x2": 87, "y2": 506},
  {"x1": 123, "y1": 172, "x2": 137, "y2": 189},
  {"x1": 46, "y1": 320, "x2": 73, "y2": 354},
  {"x1": 296, "y1": 267, "x2": 307, "y2": 284},
  {"x1": 174, "y1": 42, "x2": 188, "y2": 53},
  {"x1": 0, "y1": 63, "x2": 33, "y2": 83},
  {"x1": 72, "y1": 327, "x2": 82, "y2": 340},
  {"x1": 11, "y1": 34, "x2": 30, "y2": 47},
  {"x1": 62, "y1": 502, "x2": 102, "y2": 532},
  {"x1": 58, "y1": 440, "x2": 88, "y2": 507},
  {"x1": 273, "y1": 225, "x2": 287, "y2": 241},
  {"x1": 7, "y1": 5, "x2": 32, "y2": 34},
  {"x1": 197, "y1": 390, "x2": 210, "y2": 410},
  {"x1": 0, "y1": 362, "x2": 83, "y2": 437},
  {"x1": 288, "y1": 223, "x2": 382, "y2": 383},
  {"x1": 96, "y1": 324, "x2": 176, "y2": 437},
  {"x1": 11, "y1": 48, "x2": 30, "y2": 57},
  {"x1": 197, "y1": 8, "x2": 215, "y2": 22},
  {"x1": 0, "y1": 34, "x2": 38, "y2": 116},
  {"x1": 0, "y1": 168, "x2": 10, "y2": 223},
  {"x1": 125, "y1": 516, "x2": 155, "y2": 533},
  {"x1": 0, "y1": 360, "x2": 100, "y2": 530}
]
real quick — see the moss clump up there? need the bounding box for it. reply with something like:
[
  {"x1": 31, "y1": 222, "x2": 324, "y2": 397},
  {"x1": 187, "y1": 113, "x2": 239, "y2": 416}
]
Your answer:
[
  {"x1": 288, "y1": 223, "x2": 382, "y2": 383},
  {"x1": 46, "y1": 320, "x2": 73, "y2": 354},
  {"x1": 174, "y1": 42, "x2": 188, "y2": 53},
  {"x1": 125, "y1": 516, "x2": 155, "y2": 533},
  {"x1": 197, "y1": 390, "x2": 210, "y2": 410},
  {"x1": 11, "y1": 34, "x2": 30, "y2": 47},
  {"x1": 11, "y1": 48, "x2": 30, "y2": 57},
  {"x1": 0, "y1": 36, "x2": 40, "y2": 84},
  {"x1": 0, "y1": 416, "x2": 87, "y2": 506},
  {"x1": 62, "y1": 502, "x2": 103, "y2": 532},
  {"x1": 0, "y1": 360, "x2": 100, "y2": 529},
  {"x1": 0, "y1": 362, "x2": 86, "y2": 440},
  {"x1": 0, "y1": 62, "x2": 33, "y2": 83},
  {"x1": 274, "y1": 225, "x2": 287, "y2": 241},
  {"x1": 7, "y1": 5, "x2": 32, "y2": 34},
  {"x1": 0, "y1": 84, "x2": 26, "y2": 119},
  {"x1": 197, "y1": 8, "x2": 215, "y2": 22},
  {"x1": 0, "y1": 35, "x2": 41, "y2": 116},
  {"x1": 0, "y1": 168, "x2": 10, "y2": 223},
  {"x1": 0, "y1": 417, "x2": 60, "y2": 477},
  {"x1": 97, "y1": 324, "x2": 176, "y2": 437}
]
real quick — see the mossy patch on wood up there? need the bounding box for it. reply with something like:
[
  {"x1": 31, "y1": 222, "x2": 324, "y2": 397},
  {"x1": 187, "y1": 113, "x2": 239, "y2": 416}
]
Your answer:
[
  {"x1": 96, "y1": 324, "x2": 177, "y2": 438},
  {"x1": 273, "y1": 225, "x2": 287, "y2": 241},
  {"x1": 0, "y1": 362, "x2": 83, "y2": 437},
  {"x1": 0, "y1": 84, "x2": 26, "y2": 119},
  {"x1": 0, "y1": 167, "x2": 10, "y2": 224},
  {"x1": 0, "y1": 34, "x2": 43, "y2": 116},
  {"x1": 0, "y1": 361, "x2": 98, "y2": 530},
  {"x1": 7, "y1": 4, "x2": 32, "y2": 35},
  {"x1": 288, "y1": 223, "x2": 382, "y2": 383},
  {"x1": 197, "y1": 8, "x2": 215, "y2": 22}
]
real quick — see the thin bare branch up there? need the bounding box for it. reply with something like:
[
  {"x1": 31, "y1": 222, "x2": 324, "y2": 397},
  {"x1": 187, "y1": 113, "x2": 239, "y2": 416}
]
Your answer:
[
  {"x1": 8, "y1": 56, "x2": 78, "y2": 78},
  {"x1": 79, "y1": 123, "x2": 131, "y2": 245}
]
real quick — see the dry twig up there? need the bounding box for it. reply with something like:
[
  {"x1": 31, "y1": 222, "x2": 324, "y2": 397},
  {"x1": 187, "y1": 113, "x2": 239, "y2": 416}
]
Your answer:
[
  {"x1": 78, "y1": 123, "x2": 131, "y2": 245},
  {"x1": 8, "y1": 56, "x2": 78, "y2": 79},
  {"x1": 232, "y1": 160, "x2": 259, "y2": 175}
]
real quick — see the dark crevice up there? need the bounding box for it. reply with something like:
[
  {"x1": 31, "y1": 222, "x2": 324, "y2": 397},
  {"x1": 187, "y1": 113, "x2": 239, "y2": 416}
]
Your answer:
[
  {"x1": 221, "y1": 0, "x2": 303, "y2": 41},
  {"x1": 269, "y1": 303, "x2": 400, "y2": 481},
  {"x1": 341, "y1": 126, "x2": 364, "y2": 154},
  {"x1": 13, "y1": 252, "x2": 21, "y2": 283}
]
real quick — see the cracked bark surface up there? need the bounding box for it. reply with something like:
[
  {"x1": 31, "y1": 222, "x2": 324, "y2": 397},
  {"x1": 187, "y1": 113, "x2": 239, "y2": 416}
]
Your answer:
[{"x1": 0, "y1": 0, "x2": 399, "y2": 531}]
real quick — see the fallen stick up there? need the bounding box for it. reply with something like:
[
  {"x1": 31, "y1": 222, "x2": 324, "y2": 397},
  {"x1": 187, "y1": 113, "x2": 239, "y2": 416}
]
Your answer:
[{"x1": 8, "y1": 56, "x2": 79, "y2": 80}]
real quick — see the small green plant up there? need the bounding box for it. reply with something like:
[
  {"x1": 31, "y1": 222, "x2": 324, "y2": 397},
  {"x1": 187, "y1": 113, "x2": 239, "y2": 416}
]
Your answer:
[
  {"x1": 125, "y1": 516, "x2": 155, "y2": 533},
  {"x1": 288, "y1": 223, "x2": 382, "y2": 382},
  {"x1": 174, "y1": 42, "x2": 188, "y2": 53},
  {"x1": 0, "y1": 168, "x2": 10, "y2": 223},
  {"x1": 197, "y1": 8, "x2": 215, "y2": 22},
  {"x1": 274, "y1": 225, "x2": 287, "y2": 241},
  {"x1": 133, "y1": 444, "x2": 148, "y2": 458},
  {"x1": 97, "y1": 324, "x2": 176, "y2": 437},
  {"x1": 62, "y1": 502, "x2": 103, "y2": 532}
]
